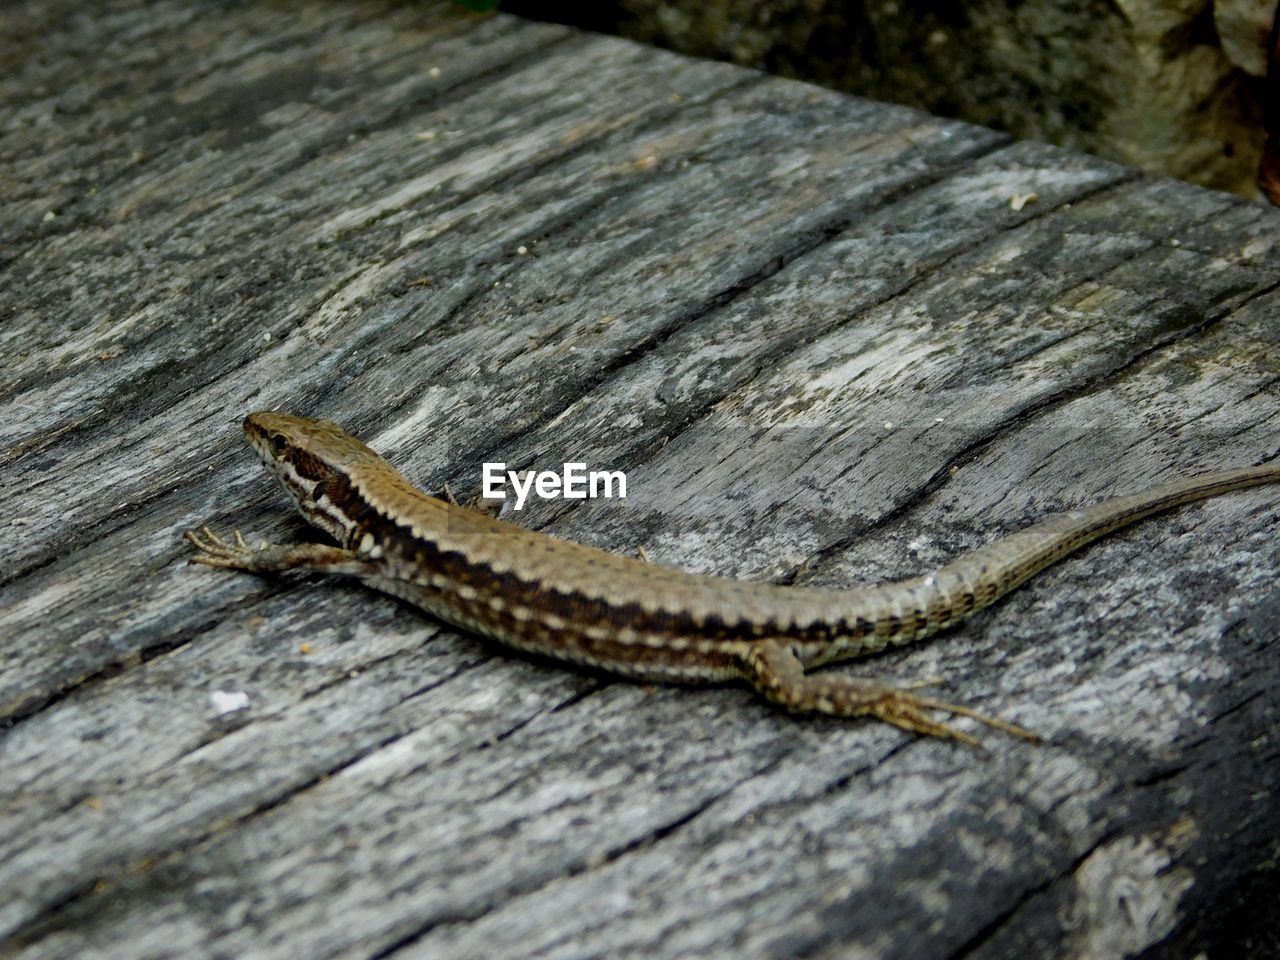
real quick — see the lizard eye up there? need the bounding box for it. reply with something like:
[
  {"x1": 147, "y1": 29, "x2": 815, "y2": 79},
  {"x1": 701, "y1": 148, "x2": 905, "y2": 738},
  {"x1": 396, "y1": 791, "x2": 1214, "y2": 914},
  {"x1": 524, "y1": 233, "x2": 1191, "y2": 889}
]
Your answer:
[{"x1": 271, "y1": 434, "x2": 288, "y2": 456}]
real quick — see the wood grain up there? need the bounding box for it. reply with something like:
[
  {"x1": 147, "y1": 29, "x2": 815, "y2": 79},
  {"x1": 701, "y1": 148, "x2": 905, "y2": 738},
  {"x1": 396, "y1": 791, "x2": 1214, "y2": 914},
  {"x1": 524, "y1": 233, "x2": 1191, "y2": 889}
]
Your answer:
[{"x1": 2, "y1": 2, "x2": 1278, "y2": 958}]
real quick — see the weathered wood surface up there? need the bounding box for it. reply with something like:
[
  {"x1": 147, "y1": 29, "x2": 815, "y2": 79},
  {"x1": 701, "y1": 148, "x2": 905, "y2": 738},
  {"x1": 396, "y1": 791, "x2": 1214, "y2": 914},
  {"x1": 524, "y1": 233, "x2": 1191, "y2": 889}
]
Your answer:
[{"x1": 3, "y1": 2, "x2": 1279, "y2": 958}]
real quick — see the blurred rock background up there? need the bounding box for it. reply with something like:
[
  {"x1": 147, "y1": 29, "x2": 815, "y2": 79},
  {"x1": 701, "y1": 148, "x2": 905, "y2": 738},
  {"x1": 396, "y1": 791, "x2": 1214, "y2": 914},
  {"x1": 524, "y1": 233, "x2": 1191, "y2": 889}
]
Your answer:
[{"x1": 509, "y1": 0, "x2": 1277, "y2": 198}]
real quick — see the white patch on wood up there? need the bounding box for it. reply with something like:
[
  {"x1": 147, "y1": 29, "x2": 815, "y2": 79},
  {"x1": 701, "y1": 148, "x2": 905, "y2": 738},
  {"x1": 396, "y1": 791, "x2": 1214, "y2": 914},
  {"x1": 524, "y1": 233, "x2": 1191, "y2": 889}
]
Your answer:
[
  {"x1": 1070, "y1": 836, "x2": 1194, "y2": 959},
  {"x1": 209, "y1": 690, "x2": 250, "y2": 714}
]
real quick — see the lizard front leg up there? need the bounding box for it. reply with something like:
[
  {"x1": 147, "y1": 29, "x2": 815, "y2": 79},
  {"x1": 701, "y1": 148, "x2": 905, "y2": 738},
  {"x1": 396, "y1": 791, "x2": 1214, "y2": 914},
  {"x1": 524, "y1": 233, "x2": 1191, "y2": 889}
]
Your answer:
[{"x1": 186, "y1": 527, "x2": 378, "y2": 577}]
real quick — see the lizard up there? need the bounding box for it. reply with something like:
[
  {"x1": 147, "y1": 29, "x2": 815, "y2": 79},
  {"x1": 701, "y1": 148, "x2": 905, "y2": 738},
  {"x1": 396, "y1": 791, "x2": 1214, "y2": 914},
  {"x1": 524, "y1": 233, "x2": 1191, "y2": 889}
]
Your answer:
[{"x1": 188, "y1": 411, "x2": 1280, "y2": 745}]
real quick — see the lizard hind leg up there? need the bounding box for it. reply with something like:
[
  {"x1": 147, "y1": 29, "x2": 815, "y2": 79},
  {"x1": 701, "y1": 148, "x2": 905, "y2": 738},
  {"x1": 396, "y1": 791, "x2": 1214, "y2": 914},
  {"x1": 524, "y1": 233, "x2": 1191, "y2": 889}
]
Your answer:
[{"x1": 740, "y1": 641, "x2": 1040, "y2": 748}]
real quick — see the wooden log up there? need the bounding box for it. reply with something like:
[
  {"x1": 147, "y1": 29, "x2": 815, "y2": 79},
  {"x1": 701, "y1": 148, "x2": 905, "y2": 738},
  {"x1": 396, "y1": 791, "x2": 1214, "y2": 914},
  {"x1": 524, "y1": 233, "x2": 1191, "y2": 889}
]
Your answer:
[{"x1": 1, "y1": 2, "x2": 1278, "y2": 958}]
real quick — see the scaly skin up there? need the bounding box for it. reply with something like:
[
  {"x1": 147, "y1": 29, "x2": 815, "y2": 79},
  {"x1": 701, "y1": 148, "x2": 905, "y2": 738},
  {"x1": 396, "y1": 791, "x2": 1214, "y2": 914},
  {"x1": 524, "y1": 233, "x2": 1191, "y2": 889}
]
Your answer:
[{"x1": 188, "y1": 412, "x2": 1280, "y2": 745}]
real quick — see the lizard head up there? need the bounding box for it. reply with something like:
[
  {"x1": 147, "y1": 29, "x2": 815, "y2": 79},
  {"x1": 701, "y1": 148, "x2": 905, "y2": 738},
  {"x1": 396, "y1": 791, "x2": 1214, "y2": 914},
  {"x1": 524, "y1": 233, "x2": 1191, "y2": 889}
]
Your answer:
[{"x1": 242, "y1": 411, "x2": 384, "y2": 543}]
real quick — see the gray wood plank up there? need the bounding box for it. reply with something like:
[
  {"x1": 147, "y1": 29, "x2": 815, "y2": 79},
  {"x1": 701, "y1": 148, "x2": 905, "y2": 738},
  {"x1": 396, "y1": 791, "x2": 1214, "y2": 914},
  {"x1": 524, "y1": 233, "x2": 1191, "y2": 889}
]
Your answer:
[{"x1": 2, "y1": 1, "x2": 1278, "y2": 958}]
